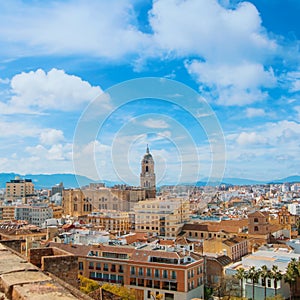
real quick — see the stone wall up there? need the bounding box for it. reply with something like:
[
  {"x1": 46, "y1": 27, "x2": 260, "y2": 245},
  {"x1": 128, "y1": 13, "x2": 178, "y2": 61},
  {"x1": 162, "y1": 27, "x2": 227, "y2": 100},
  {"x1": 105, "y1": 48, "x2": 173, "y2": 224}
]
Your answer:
[
  {"x1": 42, "y1": 254, "x2": 78, "y2": 288},
  {"x1": 29, "y1": 247, "x2": 78, "y2": 288},
  {"x1": 0, "y1": 243, "x2": 90, "y2": 300},
  {"x1": 29, "y1": 247, "x2": 54, "y2": 267},
  {"x1": 0, "y1": 239, "x2": 24, "y2": 253}
]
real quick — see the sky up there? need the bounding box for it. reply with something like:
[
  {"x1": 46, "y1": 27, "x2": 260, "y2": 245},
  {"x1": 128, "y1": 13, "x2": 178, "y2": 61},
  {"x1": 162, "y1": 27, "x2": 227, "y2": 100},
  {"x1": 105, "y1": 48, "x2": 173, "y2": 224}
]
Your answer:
[{"x1": 0, "y1": 0, "x2": 300, "y2": 186}]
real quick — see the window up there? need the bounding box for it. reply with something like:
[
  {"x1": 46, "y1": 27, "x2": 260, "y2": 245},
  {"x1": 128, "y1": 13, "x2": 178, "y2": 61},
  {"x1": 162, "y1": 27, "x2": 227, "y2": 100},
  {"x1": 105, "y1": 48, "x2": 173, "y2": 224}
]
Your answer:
[
  {"x1": 146, "y1": 268, "x2": 151, "y2": 276},
  {"x1": 96, "y1": 263, "x2": 101, "y2": 270},
  {"x1": 254, "y1": 217, "x2": 258, "y2": 223},
  {"x1": 79, "y1": 262, "x2": 83, "y2": 270},
  {"x1": 131, "y1": 267, "x2": 135, "y2": 275},
  {"x1": 104, "y1": 264, "x2": 108, "y2": 271},
  {"x1": 154, "y1": 269, "x2": 159, "y2": 278},
  {"x1": 89, "y1": 262, "x2": 94, "y2": 269},
  {"x1": 165, "y1": 293, "x2": 174, "y2": 300},
  {"x1": 171, "y1": 271, "x2": 177, "y2": 279},
  {"x1": 163, "y1": 270, "x2": 168, "y2": 278},
  {"x1": 254, "y1": 226, "x2": 259, "y2": 231},
  {"x1": 139, "y1": 268, "x2": 143, "y2": 276}
]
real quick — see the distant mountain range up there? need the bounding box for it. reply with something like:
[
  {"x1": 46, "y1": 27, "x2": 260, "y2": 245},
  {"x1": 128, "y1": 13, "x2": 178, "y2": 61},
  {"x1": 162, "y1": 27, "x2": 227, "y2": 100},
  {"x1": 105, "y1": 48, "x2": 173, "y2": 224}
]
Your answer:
[
  {"x1": 0, "y1": 173, "x2": 299, "y2": 189},
  {"x1": 0, "y1": 173, "x2": 116, "y2": 189}
]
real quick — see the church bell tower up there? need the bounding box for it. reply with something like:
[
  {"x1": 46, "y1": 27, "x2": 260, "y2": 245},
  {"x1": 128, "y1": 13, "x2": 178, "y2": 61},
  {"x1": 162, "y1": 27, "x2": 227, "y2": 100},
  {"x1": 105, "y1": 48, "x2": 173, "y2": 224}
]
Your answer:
[{"x1": 140, "y1": 145, "x2": 156, "y2": 199}]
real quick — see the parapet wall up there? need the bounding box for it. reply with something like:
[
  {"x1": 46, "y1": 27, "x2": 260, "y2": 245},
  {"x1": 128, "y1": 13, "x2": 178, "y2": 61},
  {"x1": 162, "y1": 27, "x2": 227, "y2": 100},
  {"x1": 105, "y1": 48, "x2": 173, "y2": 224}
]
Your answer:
[
  {"x1": 0, "y1": 243, "x2": 90, "y2": 300},
  {"x1": 29, "y1": 247, "x2": 78, "y2": 287}
]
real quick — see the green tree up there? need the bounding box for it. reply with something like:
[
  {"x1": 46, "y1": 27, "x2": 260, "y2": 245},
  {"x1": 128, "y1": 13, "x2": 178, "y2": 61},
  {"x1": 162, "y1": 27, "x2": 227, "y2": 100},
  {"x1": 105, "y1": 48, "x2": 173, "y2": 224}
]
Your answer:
[
  {"x1": 260, "y1": 265, "x2": 271, "y2": 300},
  {"x1": 246, "y1": 266, "x2": 260, "y2": 300},
  {"x1": 284, "y1": 258, "x2": 300, "y2": 300},
  {"x1": 270, "y1": 265, "x2": 282, "y2": 296},
  {"x1": 101, "y1": 283, "x2": 136, "y2": 300},
  {"x1": 234, "y1": 267, "x2": 246, "y2": 299},
  {"x1": 78, "y1": 275, "x2": 100, "y2": 294}
]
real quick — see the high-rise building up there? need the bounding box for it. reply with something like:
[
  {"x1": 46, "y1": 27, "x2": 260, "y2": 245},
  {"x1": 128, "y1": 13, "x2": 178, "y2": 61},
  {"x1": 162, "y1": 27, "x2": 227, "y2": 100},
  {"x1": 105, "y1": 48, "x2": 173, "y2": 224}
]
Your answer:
[
  {"x1": 140, "y1": 145, "x2": 156, "y2": 199},
  {"x1": 5, "y1": 176, "x2": 34, "y2": 201}
]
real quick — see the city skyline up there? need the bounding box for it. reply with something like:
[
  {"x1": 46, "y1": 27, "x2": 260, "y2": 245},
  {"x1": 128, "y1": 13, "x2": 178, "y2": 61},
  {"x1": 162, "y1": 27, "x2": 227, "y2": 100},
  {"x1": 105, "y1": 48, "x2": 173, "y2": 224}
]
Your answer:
[{"x1": 0, "y1": 0, "x2": 300, "y2": 185}]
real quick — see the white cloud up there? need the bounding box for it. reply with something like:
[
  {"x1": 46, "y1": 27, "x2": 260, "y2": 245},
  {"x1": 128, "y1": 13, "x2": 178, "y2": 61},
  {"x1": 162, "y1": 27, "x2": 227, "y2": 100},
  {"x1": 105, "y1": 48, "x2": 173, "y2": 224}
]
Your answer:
[
  {"x1": 39, "y1": 129, "x2": 64, "y2": 146},
  {"x1": 149, "y1": 0, "x2": 276, "y2": 61},
  {"x1": 186, "y1": 60, "x2": 276, "y2": 105},
  {"x1": 236, "y1": 131, "x2": 268, "y2": 146},
  {"x1": 142, "y1": 118, "x2": 169, "y2": 129},
  {"x1": 245, "y1": 107, "x2": 265, "y2": 118},
  {"x1": 0, "y1": 1, "x2": 150, "y2": 59},
  {"x1": 0, "y1": 78, "x2": 9, "y2": 84},
  {"x1": 26, "y1": 143, "x2": 72, "y2": 162},
  {"x1": 0, "y1": 120, "x2": 40, "y2": 137},
  {"x1": 1, "y1": 68, "x2": 104, "y2": 114},
  {"x1": 286, "y1": 71, "x2": 300, "y2": 92}
]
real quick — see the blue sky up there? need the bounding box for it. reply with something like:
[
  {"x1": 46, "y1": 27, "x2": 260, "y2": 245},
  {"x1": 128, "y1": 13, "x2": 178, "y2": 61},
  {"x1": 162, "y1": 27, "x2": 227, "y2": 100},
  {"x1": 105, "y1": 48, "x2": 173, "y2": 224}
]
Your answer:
[{"x1": 0, "y1": 0, "x2": 300, "y2": 185}]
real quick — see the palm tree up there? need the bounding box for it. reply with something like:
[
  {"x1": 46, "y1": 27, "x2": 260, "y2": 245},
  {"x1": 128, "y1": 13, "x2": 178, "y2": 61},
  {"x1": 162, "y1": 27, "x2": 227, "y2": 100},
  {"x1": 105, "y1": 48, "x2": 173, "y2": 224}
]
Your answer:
[
  {"x1": 246, "y1": 266, "x2": 260, "y2": 300},
  {"x1": 271, "y1": 265, "x2": 283, "y2": 296},
  {"x1": 235, "y1": 267, "x2": 246, "y2": 299},
  {"x1": 284, "y1": 258, "x2": 300, "y2": 300},
  {"x1": 260, "y1": 265, "x2": 270, "y2": 300}
]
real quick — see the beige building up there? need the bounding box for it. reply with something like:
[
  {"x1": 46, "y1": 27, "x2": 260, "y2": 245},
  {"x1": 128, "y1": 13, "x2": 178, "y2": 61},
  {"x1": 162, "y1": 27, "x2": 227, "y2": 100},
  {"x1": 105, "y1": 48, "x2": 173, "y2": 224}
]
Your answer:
[
  {"x1": 5, "y1": 177, "x2": 34, "y2": 201},
  {"x1": 134, "y1": 198, "x2": 190, "y2": 237},
  {"x1": 79, "y1": 211, "x2": 131, "y2": 233},
  {"x1": 203, "y1": 236, "x2": 248, "y2": 261},
  {"x1": 0, "y1": 206, "x2": 16, "y2": 221}
]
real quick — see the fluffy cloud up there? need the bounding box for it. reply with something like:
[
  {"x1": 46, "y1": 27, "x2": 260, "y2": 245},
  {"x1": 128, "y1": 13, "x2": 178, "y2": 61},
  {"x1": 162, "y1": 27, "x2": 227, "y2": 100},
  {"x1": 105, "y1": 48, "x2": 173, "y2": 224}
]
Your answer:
[
  {"x1": 186, "y1": 60, "x2": 276, "y2": 105},
  {"x1": 39, "y1": 129, "x2": 64, "y2": 146},
  {"x1": 236, "y1": 132, "x2": 268, "y2": 146},
  {"x1": 142, "y1": 118, "x2": 169, "y2": 129},
  {"x1": 233, "y1": 120, "x2": 300, "y2": 147},
  {"x1": 0, "y1": 120, "x2": 40, "y2": 137},
  {"x1": 149, "y1": 0, "x2": 276, "y2": 61},
  {"x1": 1, "y1": 68, "x2": 104, "y2": 114},
  {"x1": 26, "y1": 143, "x2": 72, "y2": 161},
  {"x1": 245, "y1": 107, "x2": 266, "y2": 118},
  {"x1": 0, "y1": 1, "x2": 150, "y2": 59}
]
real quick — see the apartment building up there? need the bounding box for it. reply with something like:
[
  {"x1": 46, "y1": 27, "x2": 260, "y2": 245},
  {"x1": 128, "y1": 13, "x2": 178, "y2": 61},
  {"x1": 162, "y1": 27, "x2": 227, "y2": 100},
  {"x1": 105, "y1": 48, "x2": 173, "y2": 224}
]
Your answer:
[
  {"x1": 134, "y1": 198, "x2": 190, "y2": 237},
  {"x1": 0, "y1": 206, "x2": 16, "y2": 221},
  {"x1": 203, "y1": 236, "x2": 248, "y2": 261},
  {"x1": 14, "y1": 205, "x2": 53, "y2": 226},
  {"x1": 5, "y1": 177, "x2": 34, "y2": 201},
  {"x1": 79, "y1": 211, "x2": 131, "y2": 233},
  {"x1": 50, "y1": 242, "x2": 204, "y2": 300}
]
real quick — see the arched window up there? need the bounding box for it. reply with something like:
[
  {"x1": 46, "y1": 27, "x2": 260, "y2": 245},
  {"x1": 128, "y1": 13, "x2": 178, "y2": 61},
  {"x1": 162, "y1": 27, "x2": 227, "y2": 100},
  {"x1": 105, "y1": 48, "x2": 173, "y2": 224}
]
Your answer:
[
  {"x1": 254, "y1": 226, "x2": 259, "y2": 231},
  {"x1": 146, "y1": 166, "x2": 149, "y2": 172}
]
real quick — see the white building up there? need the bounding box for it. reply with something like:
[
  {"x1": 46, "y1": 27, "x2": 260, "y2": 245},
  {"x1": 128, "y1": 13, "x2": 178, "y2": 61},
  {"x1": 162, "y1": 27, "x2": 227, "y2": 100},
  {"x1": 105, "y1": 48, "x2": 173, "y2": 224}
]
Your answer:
[
  {"x1": 225, "y1": 249, "x2": 300, "y2": 299},
  {"x1": 15, "y1": 204, "x2": 53, "y2": 226},
  {"x1": 288, "y1": 203, "x2": 300, "y2": 215}
]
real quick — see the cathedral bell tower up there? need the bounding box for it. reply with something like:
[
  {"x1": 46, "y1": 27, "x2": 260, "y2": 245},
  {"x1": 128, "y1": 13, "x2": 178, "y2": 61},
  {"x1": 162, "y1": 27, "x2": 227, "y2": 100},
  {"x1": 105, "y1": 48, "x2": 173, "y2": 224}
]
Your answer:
[{"x1": 140, "y1": 145, "x2": 156, "y2": 199}]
